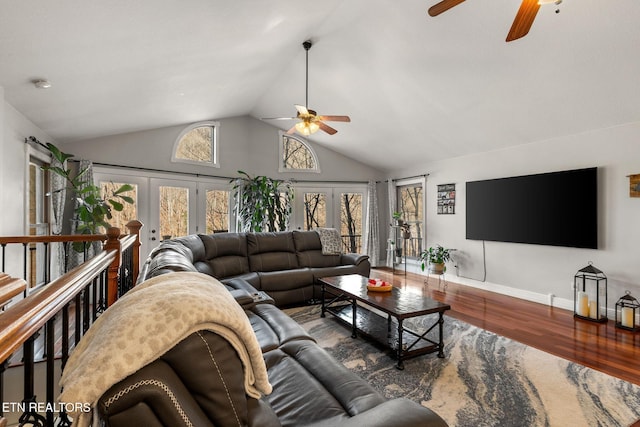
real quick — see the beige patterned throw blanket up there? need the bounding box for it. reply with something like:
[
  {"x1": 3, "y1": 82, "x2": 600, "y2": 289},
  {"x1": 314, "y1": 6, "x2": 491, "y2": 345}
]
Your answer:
[{"x1": 59, "y1": 271, "x2": 272, "y2": 427}]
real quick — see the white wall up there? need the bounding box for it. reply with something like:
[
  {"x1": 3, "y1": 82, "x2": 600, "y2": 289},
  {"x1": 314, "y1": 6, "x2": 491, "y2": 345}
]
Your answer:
[
  {"x1": 1, "y1": 97, "x2": 55, "y2": 277},
  {"x1": 62, "y1": 115, "x2": 384, "y2": 182},
  {"x1": 391, "y1": 121, "x2": 640, "y2": 309}
]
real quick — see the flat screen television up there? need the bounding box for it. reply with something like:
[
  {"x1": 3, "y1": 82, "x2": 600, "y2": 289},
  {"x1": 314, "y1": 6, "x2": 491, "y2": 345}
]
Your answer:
[{"x1": 465, "y1": 167, "x2": 598, "y2": 249}]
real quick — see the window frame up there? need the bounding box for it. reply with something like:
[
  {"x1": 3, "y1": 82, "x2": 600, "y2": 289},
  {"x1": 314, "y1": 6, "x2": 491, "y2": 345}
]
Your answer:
[
  {"x1": 171, "y1": 121, "x2": 220, "y2": 168},
  {"x1": 278, "y1": 131, "x2": 321, "y2": 173}
]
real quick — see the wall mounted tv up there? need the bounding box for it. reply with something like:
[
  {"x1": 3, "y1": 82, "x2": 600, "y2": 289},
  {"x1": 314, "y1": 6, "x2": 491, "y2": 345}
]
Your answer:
[{"x1": 466, "y1": 167, "x2": 598, "y2": 249}]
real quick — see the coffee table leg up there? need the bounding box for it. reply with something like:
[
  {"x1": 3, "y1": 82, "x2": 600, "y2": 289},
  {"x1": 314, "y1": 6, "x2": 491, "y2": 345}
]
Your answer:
[
  {"x1": 396, "y1": 318, "x2": 404, "y2": 370},
  {"x1": 321, "y1": 283, "x2": 326, "y2": 318},
  {"x1": 437, "y1": 311, "x2": 445, "y2": 358},
  {"x1": 351, "y1": 298, "x2": 357, "y2": 338}
]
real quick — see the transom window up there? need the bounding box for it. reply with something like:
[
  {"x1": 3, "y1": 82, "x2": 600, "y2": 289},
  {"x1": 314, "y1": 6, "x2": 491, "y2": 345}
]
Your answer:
[
  {"x1": 279, "y1": 133, "x2": 320, "y2": 173},
  {"x1": 172, "y1": 121, "x2": 219, "y2": 167}
]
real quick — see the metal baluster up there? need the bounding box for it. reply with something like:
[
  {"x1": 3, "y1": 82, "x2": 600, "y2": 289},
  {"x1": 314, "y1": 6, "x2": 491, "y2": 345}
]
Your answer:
[
  {"x1": 45, "y1": 317, "x2": 55, "y2": 426},
  {"x1": 57, "y1": 304, "x2": 73, "y2": 427},
  {"x1": 19, "y1": 337, "x2": 46, "y2": 427},
  {"x1": 83, "y1": 286, "x2": 90, "y2": 334},
  {"x1": 92, "y1": 277, "x2": 98, "y2": 322},
  {"x1": 74, "y1": 294, "x2": 81, "y2": 345},
  {"x1": 43, "y1": 241, "x2": 50, "y2": 285},
  {"x1": 0, "y1": 360, "x2": 6, "y2": 421},
  {"x1": 22, "y1": 243, "x2": 28, "y2": 297}
]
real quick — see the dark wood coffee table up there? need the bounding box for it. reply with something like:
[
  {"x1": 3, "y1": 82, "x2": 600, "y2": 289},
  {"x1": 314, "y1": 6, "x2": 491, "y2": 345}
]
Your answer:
[{"x1": 319, "y1": 274, "x2": 451, "y2": 369}]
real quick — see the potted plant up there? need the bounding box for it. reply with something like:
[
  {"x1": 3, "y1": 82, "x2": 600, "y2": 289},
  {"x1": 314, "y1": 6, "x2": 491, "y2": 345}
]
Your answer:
[
  {"x1": 392, "y1": 211, "x2": 403, "y2": 227},
  {"x1": 231, "y1": 171, "x2": 293, "y2": 232},
  {"x1": 401, "y1": 222, "x2": 411, "y2": 239},
  {"x1": 43, "y1": 142, "x2": 134, "y2": 239},
  {"x1": 420, "y1": 245, "x2": 451, "y2": 274}
]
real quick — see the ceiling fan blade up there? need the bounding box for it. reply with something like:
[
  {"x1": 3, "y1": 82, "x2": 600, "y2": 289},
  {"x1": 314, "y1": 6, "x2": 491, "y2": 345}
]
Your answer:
[
  {"x1": 428, "y1": 0, "x2": 466, "y2": 17},
  {"x1": 286, "y1": 125, "x2": 297, "y2": 135},
  {"x1": 506, "y1": 0, "x2": 540, "y2": 42},
  {"x1": 295, "y1": 104, "x2": 310, "y2": 116},
  {"x1": 318, "y1": 115, "x2": 351, "y2": 122},
  {"x1": 262, "y1": 117, "x2": 297, "y2": 121},
  {"x1": 318, "y1": 121, "x2": 338, "y2": 135}
]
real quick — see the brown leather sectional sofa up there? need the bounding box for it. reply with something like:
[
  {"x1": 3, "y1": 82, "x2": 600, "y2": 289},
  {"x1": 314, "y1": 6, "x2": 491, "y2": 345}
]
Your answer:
[
  {"x1": 139, "y1": 230, "x2": 372, "y2": 306},
  {"x1": 95, "y1": 231, "x2": 448, "y2": 426}
]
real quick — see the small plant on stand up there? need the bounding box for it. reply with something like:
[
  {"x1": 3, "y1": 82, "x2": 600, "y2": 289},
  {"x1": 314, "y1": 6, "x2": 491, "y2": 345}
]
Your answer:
[{"x1": 420, "y1": 245, "x2": 451, "y2": 275}]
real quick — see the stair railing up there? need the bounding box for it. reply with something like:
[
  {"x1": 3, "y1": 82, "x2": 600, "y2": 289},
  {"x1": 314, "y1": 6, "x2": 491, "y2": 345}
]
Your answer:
[{"x1": 0, "y1": 220, "x2": 142, "y2": 427}]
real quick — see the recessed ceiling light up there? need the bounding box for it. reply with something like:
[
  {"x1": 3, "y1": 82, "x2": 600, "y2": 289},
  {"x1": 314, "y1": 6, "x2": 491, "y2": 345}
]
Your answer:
[{"x1": 33, "y1": 79, "x2": 52, "y2": 89}]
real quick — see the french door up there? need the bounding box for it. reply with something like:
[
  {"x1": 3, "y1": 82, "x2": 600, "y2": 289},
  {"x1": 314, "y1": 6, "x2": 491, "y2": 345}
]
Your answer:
[
  {"x1": 292, "y1": 185, "x2": 367, "y2": 253},
  {"x1": 95, "y1": 169, "x2": 231, "y2": 258}
]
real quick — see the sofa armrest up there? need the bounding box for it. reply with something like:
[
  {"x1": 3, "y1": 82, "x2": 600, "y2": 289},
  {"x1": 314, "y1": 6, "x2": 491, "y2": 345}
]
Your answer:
[
  {"x1": 340, "y1": 253, "x2": 369, "y2": 266},
  {"x1": 303, "y1": 398, "x2": 448, "y2": 427}
]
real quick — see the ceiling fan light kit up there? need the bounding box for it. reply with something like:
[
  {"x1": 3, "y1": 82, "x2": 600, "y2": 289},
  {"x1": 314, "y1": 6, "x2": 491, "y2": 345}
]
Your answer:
[{"x1": 262, "y1": 40, "x2": 350, "y2": 136}]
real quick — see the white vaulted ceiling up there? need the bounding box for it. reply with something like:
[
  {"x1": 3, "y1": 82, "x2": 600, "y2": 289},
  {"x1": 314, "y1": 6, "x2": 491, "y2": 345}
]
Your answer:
[{"x1": 1, "y1": 0, "x2": 639, "y2": 171}]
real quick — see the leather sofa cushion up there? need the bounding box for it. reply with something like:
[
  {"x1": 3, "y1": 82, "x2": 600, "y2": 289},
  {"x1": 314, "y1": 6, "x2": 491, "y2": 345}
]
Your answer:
[
  {"x1": 248, "y1": 233, "x2": 298, "y2": 272},
  {"x1": 99, "y1": 331, "x2": 280, "y2": 427},
  {"x1": 199, "y1": 233, "x2": 250, "y2": 277},
  {"x1": 264, "y1": 340, "x2": 386, "y2": 426},
  {"x1": 247, "y1": 304, "x2": 314, "y2": 352},
  {"x1": 293, "y1": 231, "x2": 341, "y2": 268}
]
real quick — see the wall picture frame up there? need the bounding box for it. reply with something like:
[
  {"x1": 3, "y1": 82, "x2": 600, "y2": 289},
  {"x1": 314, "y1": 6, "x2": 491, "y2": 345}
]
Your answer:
[{"x1": 437, "y1": 184, "x2": 455, "y2": 214}]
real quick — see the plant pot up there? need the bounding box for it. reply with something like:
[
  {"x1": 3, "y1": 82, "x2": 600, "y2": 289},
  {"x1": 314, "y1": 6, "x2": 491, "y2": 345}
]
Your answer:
[{"x1": 429, "y1": 262, "x2": 445, "y2": 274}]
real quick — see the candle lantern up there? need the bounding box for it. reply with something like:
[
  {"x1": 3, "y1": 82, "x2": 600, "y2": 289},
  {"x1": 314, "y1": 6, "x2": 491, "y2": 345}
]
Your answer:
[
  {"x1": 573, "y1": 262, "x2": 607, "y2": 323},
  {"x1": 615, "y1": 291, "x2": 640, "y2": 331}
]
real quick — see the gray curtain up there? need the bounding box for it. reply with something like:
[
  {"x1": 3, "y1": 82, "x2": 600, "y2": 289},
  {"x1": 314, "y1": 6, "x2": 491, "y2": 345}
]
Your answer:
[
  {"x1": 67, "y1": 159, "x2": 100, "y2": 270},
  {"x1": 50, "y1": 156, "x2": 67, "y2": 277},
  {"x1": 386, "y1": 179, "x2": 397, "y2": 268},
  {"x1": 362, "y1": 180, "x2": 380, "y2": 267}
]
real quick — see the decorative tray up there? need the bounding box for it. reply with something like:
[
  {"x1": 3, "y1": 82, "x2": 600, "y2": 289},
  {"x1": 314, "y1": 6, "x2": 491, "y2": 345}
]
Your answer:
[{"x1": 367, "y1": 279, "x2": 392, "y2": 292}]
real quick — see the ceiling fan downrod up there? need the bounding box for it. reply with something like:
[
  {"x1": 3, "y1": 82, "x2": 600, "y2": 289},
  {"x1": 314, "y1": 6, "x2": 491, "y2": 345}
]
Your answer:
[{"x1": 302, "y1": 40, "x2": 312, "y2": 109}]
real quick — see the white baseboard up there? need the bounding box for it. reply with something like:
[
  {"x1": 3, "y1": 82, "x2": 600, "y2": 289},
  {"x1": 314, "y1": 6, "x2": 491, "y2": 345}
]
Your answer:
[{"x1": 379, "y1": 261, "x2": 573, "y2": 312}]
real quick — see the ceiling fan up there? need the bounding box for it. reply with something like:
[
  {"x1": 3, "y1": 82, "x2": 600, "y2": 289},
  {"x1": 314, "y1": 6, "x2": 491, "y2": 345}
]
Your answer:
[
  {"x1": 262, "y1": 40, "x2": 350, "y2": 136},
  {"x1": 428, "y1": 0, "x2": 562, "y2": 42}
]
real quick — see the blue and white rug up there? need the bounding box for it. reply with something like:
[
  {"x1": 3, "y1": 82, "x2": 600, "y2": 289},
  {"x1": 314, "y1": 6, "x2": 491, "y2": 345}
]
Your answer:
[{"x1": 285, "y1": 305, "x2": 640, "y2": 427}]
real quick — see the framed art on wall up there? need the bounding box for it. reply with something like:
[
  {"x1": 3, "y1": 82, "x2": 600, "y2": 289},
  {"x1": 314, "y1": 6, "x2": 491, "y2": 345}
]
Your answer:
[{"x1": 437, "y1": 184, "x2": 455, "y2": 214}]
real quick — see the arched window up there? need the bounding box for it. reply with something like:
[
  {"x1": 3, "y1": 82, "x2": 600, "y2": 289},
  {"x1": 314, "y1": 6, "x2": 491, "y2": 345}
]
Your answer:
[
  {"x1": 279, "y1": 132, "x2": 320, "y2": 173},
  {"x1": 172, "y1": 121, "x2": 219, "y2": 167}
]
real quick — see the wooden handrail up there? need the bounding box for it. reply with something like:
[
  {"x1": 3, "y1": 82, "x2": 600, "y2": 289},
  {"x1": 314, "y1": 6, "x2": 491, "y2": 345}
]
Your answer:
[
  {"x1": 0, "y1": 251, "x2": 115, "y2": 364},
  {"x1": 0, "y1": 274, "x2": 26, "y2": 309},
  {"x1": 0, "y1": 234, "x2": 107, "y2": 245}
]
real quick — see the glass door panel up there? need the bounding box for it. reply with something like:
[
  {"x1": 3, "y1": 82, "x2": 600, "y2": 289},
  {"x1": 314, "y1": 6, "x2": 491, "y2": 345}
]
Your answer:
[
  {"x1": 339, "y1": 192, "x2": 363, "y2": 253},
  {"x1": 149, "y1": 178, "x2": 196, "y2": 252},
  {"x1": 198, "y1": 183, "x2": 231, "y2": 234},
  {"x1": 94, "y1": 172, "x2": 149, "y2": 257}
]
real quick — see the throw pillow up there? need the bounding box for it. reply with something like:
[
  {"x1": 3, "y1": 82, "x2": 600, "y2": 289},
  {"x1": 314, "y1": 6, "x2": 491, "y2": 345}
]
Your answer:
[{"x1": 315, "y1": 228, "x2": 342, "y2": 255}]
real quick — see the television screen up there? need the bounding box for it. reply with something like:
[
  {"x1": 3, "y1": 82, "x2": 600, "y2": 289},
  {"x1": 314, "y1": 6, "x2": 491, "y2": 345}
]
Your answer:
[{"x1": 465, "y1": 167, "x2": 598, "y2": 249}]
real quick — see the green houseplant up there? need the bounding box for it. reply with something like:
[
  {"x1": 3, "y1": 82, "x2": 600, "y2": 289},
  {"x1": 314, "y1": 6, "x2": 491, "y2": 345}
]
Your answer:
[
  {"x1": 420, "y1": 245, "x2": 451, "y2": 274},
  {"x1": 231, "y1": 170, "x2": 293, "y2": 232},
  {"x1": 43, "y1": 142, "x2": 134, "y2": 237}
]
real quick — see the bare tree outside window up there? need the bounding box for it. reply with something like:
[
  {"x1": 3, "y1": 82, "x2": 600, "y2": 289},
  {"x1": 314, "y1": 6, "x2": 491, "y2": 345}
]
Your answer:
[
  {"x1": 206, "y1": 189, "x2": 229, "y2": 233},
  {"x1": 282, "y1": 135, "x2": 317, "y2": 170},
  {"x1": 304, "y1": 192, "x2": 327, "y2": 230},
  {"x1": 341, "y1": 193, "x2": 362, "y2": 253},
  {"x1": 159, "y1": 186, "x2": 188, "y2": 239},
  {"x1": 176, "y1": 126, "x2": 214, "y2": 163},
  {"x1": 397, "y1": 184, "x2": 423, "y2": 258}
]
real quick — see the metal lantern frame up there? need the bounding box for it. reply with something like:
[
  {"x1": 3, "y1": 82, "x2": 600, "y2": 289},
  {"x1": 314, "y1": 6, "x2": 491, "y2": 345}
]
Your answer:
[
  {"x1": 573, "y1": 262, "x2": 607, "y2": 323},
  {"x1": 615, "y1": 291, "x2": 640, "y2": 332}
]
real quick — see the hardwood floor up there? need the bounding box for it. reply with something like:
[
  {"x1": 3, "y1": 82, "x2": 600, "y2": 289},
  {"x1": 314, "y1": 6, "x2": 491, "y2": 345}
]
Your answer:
[{"x1": 370, "y1": 268, "x2": 640, "y2": 387}]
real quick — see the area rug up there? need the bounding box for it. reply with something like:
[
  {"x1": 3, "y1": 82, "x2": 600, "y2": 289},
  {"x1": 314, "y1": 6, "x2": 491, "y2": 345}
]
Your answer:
[{"x1": 284, "y1": 305, "x2": 640, "y2": 427}]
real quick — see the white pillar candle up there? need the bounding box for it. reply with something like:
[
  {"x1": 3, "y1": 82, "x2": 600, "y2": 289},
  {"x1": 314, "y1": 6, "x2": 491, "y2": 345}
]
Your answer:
[
  {"x1": 621, "y1": 307, "x2": 634, "y2": 328},
  {"x1": 577, "y1": 292, "x2": 589, "y2": 317}
]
